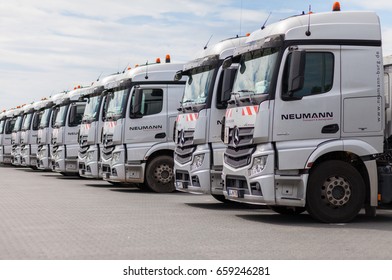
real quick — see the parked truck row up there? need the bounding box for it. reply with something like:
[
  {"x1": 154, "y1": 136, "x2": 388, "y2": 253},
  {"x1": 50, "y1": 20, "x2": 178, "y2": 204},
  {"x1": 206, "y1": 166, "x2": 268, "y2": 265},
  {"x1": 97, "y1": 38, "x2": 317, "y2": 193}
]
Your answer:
[{"x1": 2, "y1": 3, "x2": 392, "y2": 223}]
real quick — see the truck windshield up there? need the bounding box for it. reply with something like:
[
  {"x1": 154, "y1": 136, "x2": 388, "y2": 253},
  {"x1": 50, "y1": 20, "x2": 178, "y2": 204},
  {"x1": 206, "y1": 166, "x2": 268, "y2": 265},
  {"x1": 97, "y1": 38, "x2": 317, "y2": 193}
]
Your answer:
[
  {"x1": 182, "y1": 66, "x2": 215, "y2": 105},
  {"x1": 106, "y1": 89, "x2": 128, "y2": 120},
  {"x1": 83, "y1": 95, "x2": 101, "y2": 122},
  {"x1": 232, "y1": 47, "x2": 279, "y2": 97},
  {"x1": 22, "y1": 113, "x2": 33, "y2": 131},
  {"x1": 39, "y1": 108, "x2": 52, "y2": 129},
  {"x1": 54, "y1": 105, "x2": 69, "y2": 127},
  {"x1": 13, "y1": 115, "x2": 23, "y2": 132}
]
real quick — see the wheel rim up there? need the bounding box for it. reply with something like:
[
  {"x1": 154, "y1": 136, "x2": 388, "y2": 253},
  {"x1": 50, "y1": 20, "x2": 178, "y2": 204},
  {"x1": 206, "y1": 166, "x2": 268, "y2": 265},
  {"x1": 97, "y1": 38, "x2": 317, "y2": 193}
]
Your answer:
[
  {"x1": 154, "y1": 163, "x2": 173, "y2": 184},
  {"x1": 321, "y1": 176, "x2": 351, "y2": 208}
]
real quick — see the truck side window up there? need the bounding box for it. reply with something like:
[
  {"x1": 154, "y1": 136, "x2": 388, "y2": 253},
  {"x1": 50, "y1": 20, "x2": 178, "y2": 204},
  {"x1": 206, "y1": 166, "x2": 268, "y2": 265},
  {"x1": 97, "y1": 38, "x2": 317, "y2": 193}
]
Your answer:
[
  {"x1": 283, "y1": 52, "x2": 334, "y2": 98},
  {"x1": 130, "y1": 89, "x2": 163, "y2": 117},
  {"x1": 69, "y1": 104, "x2": 86, "y2": 127}
]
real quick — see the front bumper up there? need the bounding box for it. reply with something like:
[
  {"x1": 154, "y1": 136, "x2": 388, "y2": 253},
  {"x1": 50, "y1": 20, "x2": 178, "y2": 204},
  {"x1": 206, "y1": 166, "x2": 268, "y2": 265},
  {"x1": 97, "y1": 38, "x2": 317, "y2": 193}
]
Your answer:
[
  {"x1": 78, "y1": 147, "x2": 102, "y2": 179},
  {"x1": 174, "y1": 145, "x2": 223, "y2": 195},
  {"x1": 222, "y1": 144, "x2": 307, "y2": 207},
  {"x1": 52, "y1": 146, "x2": 78, "y2": 174},
  {"x1": 101, "y1": 146, "x2": 145, "y2": 183}
]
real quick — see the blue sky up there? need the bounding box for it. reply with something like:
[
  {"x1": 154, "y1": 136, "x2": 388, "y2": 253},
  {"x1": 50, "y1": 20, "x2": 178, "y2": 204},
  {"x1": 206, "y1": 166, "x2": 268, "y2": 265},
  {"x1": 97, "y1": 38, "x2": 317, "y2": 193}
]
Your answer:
[{"x1": 1, "y1": 0, "x2": 392, "y2": 109}]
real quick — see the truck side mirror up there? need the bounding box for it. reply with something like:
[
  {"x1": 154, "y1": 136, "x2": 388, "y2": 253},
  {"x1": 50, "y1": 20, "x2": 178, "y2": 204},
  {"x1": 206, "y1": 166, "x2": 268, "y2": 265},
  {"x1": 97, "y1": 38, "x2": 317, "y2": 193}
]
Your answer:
[
  {"x1": 32, "y1": 113, "x2": 40, "y2": 130},
  {"x1": 130, "y1": 88, "x2": 143, "y2": 119},
  {"x1": 174, "y1": 70, "x2": 183, "y2": 81},
  {"x1": 217, "y1": 68, "x2": 237, "y2": 109},
  {"x1": 68, "y1": 104, "x2": 77, "y2": 126},
  {"x1": 288, "y1": 50, "x2": 306, "y2": 95},
  {"x1": 222, "y1": 56, "x2": 233, "y2": 70}
]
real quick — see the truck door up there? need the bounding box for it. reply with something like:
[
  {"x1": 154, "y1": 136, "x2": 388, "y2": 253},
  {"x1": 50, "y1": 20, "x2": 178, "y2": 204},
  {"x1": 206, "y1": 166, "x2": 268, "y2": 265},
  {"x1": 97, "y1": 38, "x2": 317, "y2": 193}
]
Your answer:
[
  {"x1": 273, "y1": 46, "x2": 341, "y2": 169},
  {"x1": 126, "y1": 85, "x2": 167, "y2": 144}
]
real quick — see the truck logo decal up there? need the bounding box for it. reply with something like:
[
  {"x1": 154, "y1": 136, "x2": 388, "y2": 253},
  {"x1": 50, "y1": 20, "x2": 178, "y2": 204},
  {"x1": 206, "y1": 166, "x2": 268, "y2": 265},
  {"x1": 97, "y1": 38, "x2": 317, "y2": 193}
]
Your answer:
[
  {"x1": 129, "y1": 125, "x2": 163, "y2": 131},
  {"x1": 281, "y1": 112, "x2": 334, "y2": 121}
]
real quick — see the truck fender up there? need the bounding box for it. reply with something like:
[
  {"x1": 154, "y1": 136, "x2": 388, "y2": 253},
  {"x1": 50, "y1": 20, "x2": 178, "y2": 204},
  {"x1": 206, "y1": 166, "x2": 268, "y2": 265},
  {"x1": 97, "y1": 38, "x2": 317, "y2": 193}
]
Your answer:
[{"x1": 144, "y1": 142, "x2": 176, "y2": 160}]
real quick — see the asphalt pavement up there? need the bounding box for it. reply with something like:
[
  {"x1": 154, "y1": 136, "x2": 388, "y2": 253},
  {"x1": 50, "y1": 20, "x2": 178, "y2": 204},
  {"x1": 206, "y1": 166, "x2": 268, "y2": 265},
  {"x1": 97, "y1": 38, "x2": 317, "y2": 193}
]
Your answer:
[{"x1": 1, "y1": 166, "x2": 392, "y2": 260}]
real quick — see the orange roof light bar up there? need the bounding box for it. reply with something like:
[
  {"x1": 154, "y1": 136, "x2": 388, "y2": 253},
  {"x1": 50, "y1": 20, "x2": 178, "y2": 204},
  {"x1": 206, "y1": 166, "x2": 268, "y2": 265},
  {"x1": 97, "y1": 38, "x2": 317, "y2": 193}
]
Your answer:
[
  {"x1": 165, "y1": 54, "x2": 171, "y2": 63},
  {"x1": 333, "y1": 2, "x2": 341, "y2": 11}
]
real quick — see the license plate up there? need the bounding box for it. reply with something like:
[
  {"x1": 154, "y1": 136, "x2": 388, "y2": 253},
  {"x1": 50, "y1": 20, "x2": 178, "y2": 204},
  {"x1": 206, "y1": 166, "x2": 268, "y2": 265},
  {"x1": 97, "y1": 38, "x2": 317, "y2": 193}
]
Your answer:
[
  {"x1": 66, "y1": 163, "x2": 76, "y2": 170},
  {"x1": 228, "y1": 189, "x2": 239, "y2": 198},
  {"x1": 176, "y1": 181, "x2": 184, "y2": 189}
]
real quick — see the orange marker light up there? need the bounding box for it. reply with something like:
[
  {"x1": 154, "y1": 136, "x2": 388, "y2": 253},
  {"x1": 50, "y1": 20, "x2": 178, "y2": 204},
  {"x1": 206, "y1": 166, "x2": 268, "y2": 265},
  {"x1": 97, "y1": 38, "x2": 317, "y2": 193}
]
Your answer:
[
  {"x1": 246, "y1": 33, "x2": 251, "y2": 37},
  {"x1": 135, "y1": 64, "x2": 139, "y2": 68},
  {"x1": 333, "y1": 2, "x2": 341, "y2": 11},
  {"x1": 156, "y1": 58, "x2": 161, "y2": 63},
  {"x1": 127, "y1": 67, "x2": 132, "y2": 70},
  {"x1": 165, "y1": 54, "x2": 171, "y2": 63}
]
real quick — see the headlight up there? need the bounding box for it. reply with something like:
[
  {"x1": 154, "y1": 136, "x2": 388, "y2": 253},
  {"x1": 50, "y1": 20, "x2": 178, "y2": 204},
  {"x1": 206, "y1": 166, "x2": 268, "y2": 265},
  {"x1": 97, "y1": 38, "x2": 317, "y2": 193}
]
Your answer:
[
  {"x1": 87, "y1": 151, "x2": 94, "y2": 161},
  {"x1": 190, "y1": 154, "x2": 205, "y2": 171},
  {"x1": 248, "y1": 156, "x2": 267, "y2": 177},
  {"x1": 112, "y1": 152, "x2": 121, "y2": 164}
]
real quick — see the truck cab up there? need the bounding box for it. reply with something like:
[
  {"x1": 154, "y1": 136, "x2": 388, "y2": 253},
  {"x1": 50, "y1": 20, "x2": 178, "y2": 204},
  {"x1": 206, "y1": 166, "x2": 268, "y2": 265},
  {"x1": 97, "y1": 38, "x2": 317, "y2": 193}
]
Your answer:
[
  {"x1": 11, "y1": 106, "x2": 25, "y2": 166},
  {"x1": 0, "y1": 111, "x2": 7, "y2": 164},
  {"x1": 36, "y1": 96, "x2": 57, "y2": 170},
  {"x1": 20, "y1": 102, "x2": 41, "y2": 168},
  {"x1": 78, "y1": 74, "x2": 120, "y2": 179},
  {"x1": 222, "y1": 10, "x2": 387, "y2": 222},
  {"x1": 101, "y1": 58, "x2": 186, "y2": 192},
  {"x1": 0, "y1": 108, "x2": 20, "y2": 164},
  {"x1": 174, "y1": 37, "x2": 245, "y2": 202},
  {"x1": 51, "y1": 88, "x2": 86, "y2": 174}
]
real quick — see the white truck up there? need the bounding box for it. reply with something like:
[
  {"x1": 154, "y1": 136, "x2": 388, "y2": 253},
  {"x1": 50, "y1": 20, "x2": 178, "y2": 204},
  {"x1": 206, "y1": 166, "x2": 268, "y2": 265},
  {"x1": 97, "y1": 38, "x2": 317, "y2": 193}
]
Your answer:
[
  {"x1": 20, "y1": 101, "x2": 41, "y2": 168},
  {"x1": 0, "y1": 110, "x2": 10, "y2": 164},
  {"x1": 0, "y1": 108, "x2": 21, "y2": 164},
  {"x1": 51, "y1": 88, "x2": 86, "y2": 174},
  {"x1": 174, "y1": 37, "x2": 245, "y2": 202},
  {"x1": 78, "y1": 74, "x2": 121, "y2": 179},
  {"x1": 101, "y1": 59, "x2": 186, "y2": 192},
  {"x1": 36, "y1": 96, "x2": 57, "y2": 170},
  {"x1": 221, "y1": 8, "x2": 392, "y2": 223},
  {"x1": 11, "y1": 106, "x2": 25, "y2": 166}
]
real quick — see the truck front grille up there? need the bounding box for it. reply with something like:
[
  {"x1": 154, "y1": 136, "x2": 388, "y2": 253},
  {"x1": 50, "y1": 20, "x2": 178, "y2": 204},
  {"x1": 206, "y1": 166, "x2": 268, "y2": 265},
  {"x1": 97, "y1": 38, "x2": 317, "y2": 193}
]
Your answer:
[
  {"x1": 224, "y1": 127, "x2": 255, "y2": 168},
  {"x1": 174, "y1": 130, "x2": 196, "y2": 164}
]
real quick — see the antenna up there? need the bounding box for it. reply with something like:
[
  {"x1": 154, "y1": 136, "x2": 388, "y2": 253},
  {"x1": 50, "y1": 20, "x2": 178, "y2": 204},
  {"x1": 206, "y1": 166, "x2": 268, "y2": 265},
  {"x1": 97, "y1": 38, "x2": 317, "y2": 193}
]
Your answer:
[
  {"x1": 122, "y1": 63, "x2": 130, "y2": 73},
  {"x1": 305, "y1": 5, "x2": 312, "y2": 36},
  {"x1": 261, "y1": 12, "x2": 272, "y2": 30},
  {"x1": 204, "y1": 34, "x2": 213, "y2": 50},
  {"x1": 145, "y1": 61, "x2": 149, "y2": 80},
  {"x1": 239, "y1": 0, "x2": 243, "y2": 36},
  {"x1": 96, "y1": 72, "x2": 103, "y2": 82}
]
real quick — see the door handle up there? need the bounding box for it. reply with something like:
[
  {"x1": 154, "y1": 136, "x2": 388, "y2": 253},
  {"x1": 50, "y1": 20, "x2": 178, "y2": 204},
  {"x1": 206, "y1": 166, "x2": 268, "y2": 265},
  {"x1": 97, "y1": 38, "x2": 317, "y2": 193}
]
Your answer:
[
  {"x1": 155, "y1": 133, "x2": 166, "y2": 139},
  {"x1": 322, "y1": 124, "x2": 339, "y2": 134}
]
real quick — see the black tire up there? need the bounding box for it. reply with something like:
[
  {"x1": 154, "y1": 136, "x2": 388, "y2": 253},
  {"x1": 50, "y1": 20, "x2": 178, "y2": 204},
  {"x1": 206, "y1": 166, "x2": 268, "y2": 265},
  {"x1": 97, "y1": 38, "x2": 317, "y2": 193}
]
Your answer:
[
  {"x1": 306, "y1": 160, "x2": 365, "y2": 223},
  {"x1": 145, "y1": 155, "x2": 175, "y2": 193},
  {"x1": 269, "y1": 206, "x2": 306, "y2": 215}
]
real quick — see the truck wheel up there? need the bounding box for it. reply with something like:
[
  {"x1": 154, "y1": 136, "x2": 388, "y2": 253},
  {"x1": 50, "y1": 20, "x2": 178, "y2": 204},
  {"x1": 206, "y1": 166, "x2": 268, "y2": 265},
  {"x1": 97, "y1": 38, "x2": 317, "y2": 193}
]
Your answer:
[
  {"x1": 269, "y1": 206, "x2": 306, "y2": 215},
  {"x1": 145, "y1": 155, "x2": 175, "y2": 193},
  {"x1": 306, "y1": 160, "x2": 365, "y2": 223}
]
